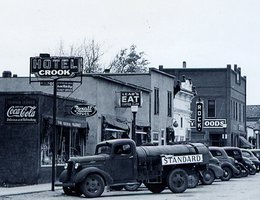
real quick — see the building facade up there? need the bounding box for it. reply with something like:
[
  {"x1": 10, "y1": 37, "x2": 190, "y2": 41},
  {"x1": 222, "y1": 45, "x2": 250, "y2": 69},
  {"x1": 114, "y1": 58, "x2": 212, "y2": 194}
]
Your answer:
[
  {"x1": 0, "y1": 92, "x2": 88, "y2": 185},
  {"x1": 173, "y1": 77, "x2": 195, "y2": 142},
  {"x1": 160, "y1": 64, "x2": 249, "y2": 147}
]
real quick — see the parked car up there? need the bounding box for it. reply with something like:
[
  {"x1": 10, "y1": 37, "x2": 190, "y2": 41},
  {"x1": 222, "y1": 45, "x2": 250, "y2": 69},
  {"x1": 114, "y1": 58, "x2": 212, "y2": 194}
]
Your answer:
[
  {"x1": 223, "y1": 147, "x2": 256, "y2": 177},
  {"x1": 241, "y1": 149, "x2": 260, "y2": 172},
  {"x1": 209, "y1": 146, "x2": 240, "y2": 181},
  {"x1": 250, "y1": 149, "x2": 260, "y2": 161},
  {"x1": 223, "y1": 147, "x2": 249, "y2": 177}
]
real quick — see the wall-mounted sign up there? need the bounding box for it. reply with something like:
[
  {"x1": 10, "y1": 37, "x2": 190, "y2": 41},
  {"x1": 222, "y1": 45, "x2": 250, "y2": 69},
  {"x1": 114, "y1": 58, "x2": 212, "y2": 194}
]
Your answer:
[
  {"x1": 5, "y1": 97, "x2": 38, "y2": 123},
  {"x1": 71, "y1": 104, "x2": 97, "y2": 117},
  {"x1": 196, "y1": 101, "x2": 203, "y2": 132},
  {"x1": 30, "y1": 56, "x2": 83, "y2": 78},
  {"x1": 120, "y1": 91, "x2": 142, "y2": 107},
  {"x1": 190, "y1": 119, "x2": 227, "y2": 129}
]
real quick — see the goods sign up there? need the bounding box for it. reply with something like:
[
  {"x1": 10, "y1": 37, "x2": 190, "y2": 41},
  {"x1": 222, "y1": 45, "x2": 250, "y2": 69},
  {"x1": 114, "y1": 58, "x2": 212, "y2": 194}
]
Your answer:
[
  {"x1": 71, "y1": 104, "x2": 97, "y2": 117},
  {"x1": 30, "y1": 56, "x2": 83, "y2": 77},
  {"x1": 5, "y1": 97, "x2": 38, "y2": 123},
  {"x1": 190, "y1": 119, "x2": 227, "y2": 129},
  {"x1": 196, "y1": 102, "x2": 203, "y2": 132},
  {"x1": 120, "y1": 91, "x2": 142, "y2": 107},
  {"x1": 162, "y1": 154, "x2": 203, "y2": 165}
]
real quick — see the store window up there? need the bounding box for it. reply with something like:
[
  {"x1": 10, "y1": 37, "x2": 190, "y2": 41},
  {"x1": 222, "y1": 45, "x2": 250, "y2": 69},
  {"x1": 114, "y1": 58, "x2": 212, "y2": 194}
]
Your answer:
[{"x1": 41, "y1": 122, "x2": 87, "y2": 166}]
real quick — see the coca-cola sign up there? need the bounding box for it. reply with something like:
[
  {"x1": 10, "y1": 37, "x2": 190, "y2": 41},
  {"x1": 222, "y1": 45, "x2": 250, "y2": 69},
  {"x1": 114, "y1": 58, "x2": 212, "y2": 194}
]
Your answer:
[
  {"x1": 71, "y1": 104, "x2": 97, "y2": 117},
  {"x1": 5, "y1": 97, "x2": 38, "y2": 123}
]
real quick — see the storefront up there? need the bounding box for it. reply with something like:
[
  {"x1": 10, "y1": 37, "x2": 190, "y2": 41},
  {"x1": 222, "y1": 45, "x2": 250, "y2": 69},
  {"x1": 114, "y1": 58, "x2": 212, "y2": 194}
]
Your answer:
[{"x1": 0, "y1": 92, "x2": 89, "y2": 185}]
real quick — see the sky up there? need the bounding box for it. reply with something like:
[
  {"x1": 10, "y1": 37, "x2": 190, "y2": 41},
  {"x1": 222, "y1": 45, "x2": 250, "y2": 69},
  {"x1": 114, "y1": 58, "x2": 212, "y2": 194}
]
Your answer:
[{"x1": 0, "y1": 0, "x2": 260, "y2": 105}]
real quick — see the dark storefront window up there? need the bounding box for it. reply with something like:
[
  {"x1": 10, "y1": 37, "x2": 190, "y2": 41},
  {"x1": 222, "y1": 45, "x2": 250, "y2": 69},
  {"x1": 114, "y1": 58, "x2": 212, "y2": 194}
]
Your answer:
[
  {"x1": 154, "y1": 87, "x2": 159, "y2": 115},
  {"x1": 208, "y1": 100, "x2": 216, "y2": 118},
  {"x1": 41, "y1": 120, "x2": 87, "y2": 166}
]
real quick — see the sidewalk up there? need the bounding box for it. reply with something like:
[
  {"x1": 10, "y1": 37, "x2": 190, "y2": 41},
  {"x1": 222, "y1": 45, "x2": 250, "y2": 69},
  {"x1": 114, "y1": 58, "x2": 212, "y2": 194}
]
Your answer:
[{"x1": 0, "y1": 183, "x2": 60, "y2": 197}]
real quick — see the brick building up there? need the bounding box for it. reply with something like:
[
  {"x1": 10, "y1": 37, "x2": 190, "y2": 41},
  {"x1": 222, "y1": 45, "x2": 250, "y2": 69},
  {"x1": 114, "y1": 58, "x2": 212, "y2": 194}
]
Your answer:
[{"x1": 160, "y1": 64, "x2": 250, "y2": 147}]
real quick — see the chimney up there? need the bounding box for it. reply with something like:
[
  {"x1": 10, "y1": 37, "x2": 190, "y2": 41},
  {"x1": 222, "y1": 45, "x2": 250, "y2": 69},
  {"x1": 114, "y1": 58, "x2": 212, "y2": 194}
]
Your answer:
[
  {"x1": 159, "y1": 65, "x2": 163, "y2": 70},
  {"x1": 2, "y1": 71, "x2": 12, "y2": 77},
  {"x1": 234, "y1": 64, "x2": 238, "y2": 72},
  {"x1": 183, "y1": 61, "x2": 186, "y2": 68}
]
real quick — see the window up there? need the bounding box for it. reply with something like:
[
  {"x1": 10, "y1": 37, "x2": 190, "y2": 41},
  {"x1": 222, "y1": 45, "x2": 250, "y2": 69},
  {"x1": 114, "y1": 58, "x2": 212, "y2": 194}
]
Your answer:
[
  {"x1": 41, "y1": 125, "x2": 87, "y2": 166},
  {"x1": 180, "y1": 117, "x2": 183, "y2": 128},
  {"x1": 208, "y1": 100, "x2": 216, "y2": 118},
  {"x1": 167, "y1": 91, "x2": 172, "y2": 117},
  {"x1": 154, "y1": 87, "x2": 159, "y2": 115}
]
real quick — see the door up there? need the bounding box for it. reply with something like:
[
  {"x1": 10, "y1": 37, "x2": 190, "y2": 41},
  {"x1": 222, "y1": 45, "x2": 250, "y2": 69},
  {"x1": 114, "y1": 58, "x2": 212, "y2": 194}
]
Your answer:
[
  {"x1": 210, "y1": 134, "x2": 222, "y2": 146},
  {"x1": 110, "y1": 143, "x2": 136, "y2": 183}
]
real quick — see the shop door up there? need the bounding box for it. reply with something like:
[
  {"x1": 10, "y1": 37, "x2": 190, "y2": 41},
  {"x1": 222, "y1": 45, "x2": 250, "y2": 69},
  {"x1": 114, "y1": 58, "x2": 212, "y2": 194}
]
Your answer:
[{"x1": 210, "y1": 134, "x2": 222, "y2": 146}]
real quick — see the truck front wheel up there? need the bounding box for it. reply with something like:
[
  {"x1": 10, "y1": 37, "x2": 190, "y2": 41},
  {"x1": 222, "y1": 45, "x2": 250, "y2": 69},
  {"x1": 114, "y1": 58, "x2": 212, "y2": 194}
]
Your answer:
[
  {"x1": 80, "y1": 174, "x2": 105, "y2": 198},
  {"x1": 145, "y1": 183, "x2": 165, "y2": 193},
  {"x1": 167, "y1": 168, "x2": 188, "y2": 193}
]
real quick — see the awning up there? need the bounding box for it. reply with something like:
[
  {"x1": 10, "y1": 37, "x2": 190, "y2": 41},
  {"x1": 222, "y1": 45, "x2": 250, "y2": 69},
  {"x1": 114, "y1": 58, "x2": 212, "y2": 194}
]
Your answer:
[
  {"x1": 43, "y1": 115, "x2": 89, "y2": 128},
  {"x1": 103, "y1": 115, "x2": 129, "y2": 130},
  {"x1": 239, "y1": 136, "x2": 254, "y2": 149}
]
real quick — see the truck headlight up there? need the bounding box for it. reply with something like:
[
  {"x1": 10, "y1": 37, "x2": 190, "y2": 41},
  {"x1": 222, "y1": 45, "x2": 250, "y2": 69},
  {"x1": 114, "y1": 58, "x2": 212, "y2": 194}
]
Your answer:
[
  {"x1": 64, "y1": 163, "x2": 68, "y2": 169},
  {"x1": 75, "y1": 163, "x2": 80, "y2": 169}
]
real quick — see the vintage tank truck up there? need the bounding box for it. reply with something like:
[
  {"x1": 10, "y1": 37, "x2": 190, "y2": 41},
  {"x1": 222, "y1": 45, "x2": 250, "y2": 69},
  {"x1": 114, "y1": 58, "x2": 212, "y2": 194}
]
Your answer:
[{"x1": 58, "y1": 139, "x2": 210, "y2": 198}]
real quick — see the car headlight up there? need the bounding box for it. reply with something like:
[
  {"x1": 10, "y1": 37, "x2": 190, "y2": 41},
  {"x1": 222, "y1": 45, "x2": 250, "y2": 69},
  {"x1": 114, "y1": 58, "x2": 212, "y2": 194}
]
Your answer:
[{"x1": 75, "y1": 163, "x2": 80, "y2": 169}]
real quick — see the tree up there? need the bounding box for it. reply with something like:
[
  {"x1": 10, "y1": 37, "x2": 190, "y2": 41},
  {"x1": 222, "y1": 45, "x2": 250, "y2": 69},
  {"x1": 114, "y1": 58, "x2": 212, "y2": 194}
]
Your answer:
[
  {"x1": 56, "y1": 39, "x2": 104, "y2": 73},
  {"x1": 107, "y1": 45, "x2": 149, "y2": 73}
]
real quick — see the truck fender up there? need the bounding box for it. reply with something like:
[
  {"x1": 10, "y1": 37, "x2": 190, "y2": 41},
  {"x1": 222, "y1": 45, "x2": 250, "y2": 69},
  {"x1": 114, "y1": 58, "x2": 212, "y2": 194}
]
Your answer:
[
  {"x1": 74, "y1": 167, "x2": 113, "y2": 185},
  {"x1": 208, "y1": 163, "x2": 224, "y2": 178},
  {"x1": 59, "y1": 169, "x2": 68, "y2": 183}
]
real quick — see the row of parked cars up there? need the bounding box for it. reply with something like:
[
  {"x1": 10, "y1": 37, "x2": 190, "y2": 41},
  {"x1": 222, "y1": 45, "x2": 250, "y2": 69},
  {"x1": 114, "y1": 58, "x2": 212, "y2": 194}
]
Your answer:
[{"x1": 187, "y1": 147, "x2": 260, "y2": 188}]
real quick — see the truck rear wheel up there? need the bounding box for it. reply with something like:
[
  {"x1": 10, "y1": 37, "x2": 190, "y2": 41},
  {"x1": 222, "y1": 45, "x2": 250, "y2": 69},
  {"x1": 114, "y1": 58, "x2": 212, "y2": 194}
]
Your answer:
[
  {"x1": 201, "y1": 169, "x2": 215, "y2": 185},
  {"x1": 80, "y1": 174, "x2": 105, "y2": 198},
  {"x1": 145, "y1": 183, "x2": 165, "y2": 193},
  {"x1": 167, "y1": 168, "x2": 188, "y2": 193}
]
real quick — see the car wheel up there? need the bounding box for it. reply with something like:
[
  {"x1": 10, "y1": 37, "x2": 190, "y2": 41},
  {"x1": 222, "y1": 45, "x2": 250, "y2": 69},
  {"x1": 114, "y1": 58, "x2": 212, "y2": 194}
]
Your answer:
[
  {"x1": 167, "y1": 168, "x2": 188, "y2": 193},
  {"x1": 124, "y1": 182, "x2": 142, "y2": 191},
  {"x1": 80, "y1": 174, "x2": 105, "y2": 198},
  {"x1": 201, "y1": 169, "x2": 215, "y2": 185},
  {"x1": 221, "y1": 167, "x2": 232, "y2": 181}
]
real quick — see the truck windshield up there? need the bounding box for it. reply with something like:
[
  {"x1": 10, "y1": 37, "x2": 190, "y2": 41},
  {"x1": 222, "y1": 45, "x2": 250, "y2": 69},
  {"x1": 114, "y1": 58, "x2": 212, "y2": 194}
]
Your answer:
[{"x1": 96, "y1": 145, "x2": 112, "y2": 155}]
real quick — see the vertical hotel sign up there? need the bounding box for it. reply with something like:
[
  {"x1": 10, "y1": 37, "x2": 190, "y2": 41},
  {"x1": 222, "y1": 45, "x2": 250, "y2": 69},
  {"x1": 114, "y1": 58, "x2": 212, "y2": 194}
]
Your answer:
[
  {"x1": 5, "y1": 97, "x2": 38, "y2": 123},
  {"x1": 196, "y1": 99, "x2": 204, "y2": 132}
]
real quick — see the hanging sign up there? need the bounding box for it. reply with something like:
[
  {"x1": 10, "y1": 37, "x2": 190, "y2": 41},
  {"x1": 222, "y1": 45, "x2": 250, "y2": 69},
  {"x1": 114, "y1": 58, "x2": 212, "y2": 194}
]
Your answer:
[
  {"x1": 196, "y1": 100, "x2": 204, "y2": 132},
  {"x1": 120, "y1": 91, "x2": 142, "y2": 107},
  {"x1": 30, "y1": 56, "x2": 83, "y2": 78},
  {"x1": 71, "y1": 104, "x2": 97, "y2": 117}
]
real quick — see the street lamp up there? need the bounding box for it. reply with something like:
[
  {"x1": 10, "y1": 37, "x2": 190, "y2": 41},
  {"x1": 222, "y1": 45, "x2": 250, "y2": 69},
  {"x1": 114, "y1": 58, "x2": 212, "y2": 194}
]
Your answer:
[
  {"x1": 131, "y1": 106, "x2": 138, "y2": 143},
  {"x1": 222, "y1": 123, "x2": 227, "y2": 146}
]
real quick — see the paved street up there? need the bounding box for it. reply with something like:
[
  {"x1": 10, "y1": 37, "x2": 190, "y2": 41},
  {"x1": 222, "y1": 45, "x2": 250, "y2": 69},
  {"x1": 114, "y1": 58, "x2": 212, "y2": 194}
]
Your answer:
[{"x1": 2, "y1": 173, "x2": 260, "y2": 200}]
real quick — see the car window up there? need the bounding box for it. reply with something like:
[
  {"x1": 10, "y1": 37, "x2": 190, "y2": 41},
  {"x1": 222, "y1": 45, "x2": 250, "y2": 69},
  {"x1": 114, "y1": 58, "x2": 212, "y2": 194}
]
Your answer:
[
  {"x1": 242, "y1": 151, "x2": 250, "y2": 157},
  {"x1": 96, "y1": 145, "x2": 111, "y2": 155},
  {"x1": 114, "y1": 144, "x2": 131, "y2": 155},
  {"x1": 210, "y1": 150, "x2": 222, "y2": 157}
]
